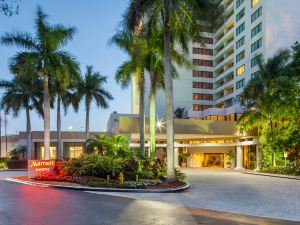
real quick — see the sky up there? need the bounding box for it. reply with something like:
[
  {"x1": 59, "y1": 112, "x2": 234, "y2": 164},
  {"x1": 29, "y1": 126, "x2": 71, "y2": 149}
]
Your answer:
[{"x1": 0, "y1": 0, "x2": 131, "y2": 134}]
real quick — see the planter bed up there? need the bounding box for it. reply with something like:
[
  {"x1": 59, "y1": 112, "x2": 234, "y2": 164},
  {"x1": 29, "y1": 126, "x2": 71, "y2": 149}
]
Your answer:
[{"x1": 12, "y1": 176, "x2": 187, "y2": 190}]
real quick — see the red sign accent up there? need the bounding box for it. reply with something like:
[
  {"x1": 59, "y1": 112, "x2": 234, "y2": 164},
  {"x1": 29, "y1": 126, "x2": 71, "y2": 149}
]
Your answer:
[{"x1": 28, "y1": 160, "x2": 56, "y2": 179}]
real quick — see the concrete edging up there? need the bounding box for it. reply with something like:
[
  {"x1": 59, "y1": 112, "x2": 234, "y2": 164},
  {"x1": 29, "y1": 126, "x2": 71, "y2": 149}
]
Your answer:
[
  {"x1": 5, "y1": 178, "x2": 190, "y2": 193},
  {"x1": 0, "y1": 169, "x2": 28, "y2": 172},
  {"x1": 241, "y1": 171, "x2": 300, "y2": 180}
]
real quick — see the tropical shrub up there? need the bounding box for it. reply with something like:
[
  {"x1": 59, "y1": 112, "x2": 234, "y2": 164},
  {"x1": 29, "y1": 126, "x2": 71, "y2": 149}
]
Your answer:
[
  {"x1": 0, "y1": 161, "x2": 7, "y2": 169},
  {"x1": 175, "y1": 169, "x2": 186, "y2": 181},
  {"x1": 65, "y1": 176, "x2": 146, "y2": 189},
  {"x1": 137, "y1": 170, "x2": 155, "y2": 179},
  {"x1": 7, "y1": 160, "x2": 27, "y2": 169},
  {"x1": 259, "y1": 160, "x2": 300, "y2": 176},
  {"x1": 8, "y1": 148, "x2": 19, "y2": 160},
  {"x1": 63, "y1": 154, "x2": 123, "y2": 179}
]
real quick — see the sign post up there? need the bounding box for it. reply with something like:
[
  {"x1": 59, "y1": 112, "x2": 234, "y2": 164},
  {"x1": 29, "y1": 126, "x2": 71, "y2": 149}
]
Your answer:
[{"x1": 28, "y1": 160, "x2": 56, "y2": 179}]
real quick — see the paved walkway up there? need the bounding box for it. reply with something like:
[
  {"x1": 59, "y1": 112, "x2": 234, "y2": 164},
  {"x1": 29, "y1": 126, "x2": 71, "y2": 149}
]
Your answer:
[{"x1": 88, "y1": 168, "x2": 300, "y2": 222}]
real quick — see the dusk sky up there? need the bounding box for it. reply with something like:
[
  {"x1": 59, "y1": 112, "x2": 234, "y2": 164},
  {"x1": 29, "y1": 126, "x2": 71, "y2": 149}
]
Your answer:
[{"x1": 0, "y1": 0, "x2": 130, "y2": 134}]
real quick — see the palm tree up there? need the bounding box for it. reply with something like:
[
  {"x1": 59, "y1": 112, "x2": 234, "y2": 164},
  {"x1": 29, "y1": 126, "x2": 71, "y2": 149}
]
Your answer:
[
  {"x1": 238, "y1": 50, "x2": 292, "y2": 166},
  {"x1": 143, "y1": 25, "x2": 189, "y2": 159},
  {"x1": 86, "y1": 134, "x2": 109, "y2": 155},
  {"x1": 76, "y1": 66, "x2": 113, "y2": 148},
  {"x1": 1, "y1": 6, "x2": 77, "y2": 160},
  {"x1": 111, "y1": 31, "x2": 147, "y2": 155},
  {"x1": 0, "y1": 74, "x2": 43, "y2": 160},
  {"x1": 51, "y1": 60, "x2": 80, "y2": 159},
  {"x1": 124, "y1": 0, "x2": 218, "y2": 179}
]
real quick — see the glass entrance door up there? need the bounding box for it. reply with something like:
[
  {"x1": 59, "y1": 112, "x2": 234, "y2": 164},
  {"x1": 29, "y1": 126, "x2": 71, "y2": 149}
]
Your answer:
[{"x1": 204, "y1": 153, "x2": 224, "y2": 167}]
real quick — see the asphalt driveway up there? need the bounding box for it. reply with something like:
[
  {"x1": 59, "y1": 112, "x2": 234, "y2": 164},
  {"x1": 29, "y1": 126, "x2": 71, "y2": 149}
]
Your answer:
[{"x1": 89, "y1": 168, "x2": 300, "y2": 222}]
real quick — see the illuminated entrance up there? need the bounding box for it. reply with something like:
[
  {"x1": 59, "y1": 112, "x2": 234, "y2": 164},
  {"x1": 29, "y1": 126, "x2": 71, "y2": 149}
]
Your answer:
[{"x1": 204, "y1": 153, "x2": 224, "y2": 167}]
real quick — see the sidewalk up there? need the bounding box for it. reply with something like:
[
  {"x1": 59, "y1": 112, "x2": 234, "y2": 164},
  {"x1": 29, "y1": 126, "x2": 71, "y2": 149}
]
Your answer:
[{"x1": 241, "y1": 170, "x2": 300, "y2": 180}]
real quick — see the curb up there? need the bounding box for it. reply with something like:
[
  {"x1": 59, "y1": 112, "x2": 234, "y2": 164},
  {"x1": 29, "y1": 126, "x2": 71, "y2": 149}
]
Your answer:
[
  {"x1": 241, "y1": 171, "x2": 300, "y2": 180},
  {"x1": 0, "y1": 169, "x2": 28, "y2": 172},
  {"x1": 5, "y1": 178, "x2": 190, "y2": 193}
]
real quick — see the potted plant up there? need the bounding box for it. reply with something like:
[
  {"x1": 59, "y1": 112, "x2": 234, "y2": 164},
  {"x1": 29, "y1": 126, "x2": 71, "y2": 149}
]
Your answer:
[
  {"x1": 180, "y1": 152, "x2": 190, "y2": 167},
  {"x1": 225, "y1": 150, "x2": 234, "y2": 168}
]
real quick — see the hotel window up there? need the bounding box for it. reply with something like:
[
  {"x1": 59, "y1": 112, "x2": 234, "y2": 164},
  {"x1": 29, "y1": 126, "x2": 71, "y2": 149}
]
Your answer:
[
  {"x1": 193, "y1": 82, "x2": 213, "y2": 89},
  {"x1": 252, "y1": 0, "x2": 261, "y2": 7},
  {"x1": 193, "y1": 93, "x2": 213, "y2": 101},
  {"x1": 236, "y1": 0, "x2": 244, "y2": 9},
  {"x1": 193, "y1": 59, "x2": 213, "y2": 67},
  {"x1": 236, "y1": 36, "x2": 245, "y2": 49},
  {"x1": 251, "y1": 7, "x2": 262, "y2": 23},
  {"x1": 236, "y1": 50, "x2": 245, "y2": 63},
  {"x1": 37, "y1": 144, "x2": 57, "y2": 160},
  {"x1": 251, "y1": 54, "x2": 262, "y2": 67},
  {"x1": 193, "y1": 70, "x2": 213, "y2": 78},
  {"x1": 236, "y1": 22, "x2": 245, "y2": 36},
  {"x1": 193, "y1": 47, "x2": 213, "y2": 56},
  {"x1": 251, "y1": 23, "x2": 262, "y2": 37},
  {"x1": 64, "y1": 143, "x2": 84, "y2": 159},
  {"x1": 251, "y1": 71, "x2": 259, "y2": 79},
  {"x1": 193, "y1": 104, "x2": 211, "y2": 111},
  {"x1": 236, "y1": 78, "x2": 245, "y2": 89},
  {"x1": 236, "y1": 8, "x2": 245, "y2": 22},
  {"x1": 236, "y1": 65, "x2": 245, "y2": 76},
  {"x1": 251, "y1": 38, "x2": 262, "y2": 53}
]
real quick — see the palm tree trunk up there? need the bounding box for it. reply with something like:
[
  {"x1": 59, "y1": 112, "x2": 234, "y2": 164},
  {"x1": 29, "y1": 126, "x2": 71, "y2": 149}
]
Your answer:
[
  {"x1": 0, "y1": 111, "x2": 2, "y2": 158},
  {"x1": 4, "y1": 114, "x2": 7, "y2": 157},
  {"x1": 57, "y1": 95, "x2": 62, "y2": 159},
  {"x1": 44, "y1": 73, "x2": 51, "y2": 160},
  {"x1": 149, "y1": 90, "x2": 156, "y2": 160},
  {"x1": 164, "y1": 23, "x2": 175, "y2": 180},
  {"x1": 25, "y1": 107, "x2": 32, "y2": 160},
  {"x1": 139, "y1": 83, "x2": 145, "y2": 156},
  {"x1": 269, "y1": 119, "x2": 276, "y2": 167},
  {"x1": 85, "y1": 102, "x2": 90, "y2": 151}
]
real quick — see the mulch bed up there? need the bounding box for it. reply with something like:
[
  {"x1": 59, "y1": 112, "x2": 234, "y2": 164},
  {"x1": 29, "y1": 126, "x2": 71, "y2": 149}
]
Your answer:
[{"x1": 12, "y1": 176, "x2": 186, "y2": 189}]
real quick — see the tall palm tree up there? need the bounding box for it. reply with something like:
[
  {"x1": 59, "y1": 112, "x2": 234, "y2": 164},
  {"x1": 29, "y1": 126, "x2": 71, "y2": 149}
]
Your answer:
[
  {"x1": 111, "y1": 30, "x2": 147, "y2": 155},
  {"x1": 0, "y1": 74, "x2": 43, "y2": 160},
  {"x1": 124, "y1": 0, "x2": 218, "y2": 179},
  {"x1": 1, "y1": 6, "x2": 77, "y2": 159},
  {"x1": 51, "y1": 60, "x2": 80, "y2": 159},
  {"x1": 143, "y1": 26, "x2": 190, "y2": 159},
  {"x1": 76, "y1": 66, "x2": 113, "y2": 148}
]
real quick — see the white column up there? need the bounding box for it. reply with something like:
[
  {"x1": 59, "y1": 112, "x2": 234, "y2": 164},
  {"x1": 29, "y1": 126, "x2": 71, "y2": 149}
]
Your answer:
[
  {"x1": 255, "y1": 144, "x2": 262, "y2": 171},
  {"x1": 235, "y1": 146, "x2": 244, "y2": 170},
  {"x1": 174, "y1": 147, "x2": 179, "y2": 168}
]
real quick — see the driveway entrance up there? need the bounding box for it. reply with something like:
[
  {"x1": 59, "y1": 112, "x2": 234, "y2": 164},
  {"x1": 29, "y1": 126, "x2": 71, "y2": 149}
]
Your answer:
[{"x1": 90, "y1": 168, "x2": 300, "y2": 222}]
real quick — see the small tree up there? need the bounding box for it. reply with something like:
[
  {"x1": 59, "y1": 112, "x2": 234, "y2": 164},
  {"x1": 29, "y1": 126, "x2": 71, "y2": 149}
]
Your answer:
[
  {"x1": 174, "y1": 107, "x2": 185, "y2": 119},
  {"x1": 8, "y1": 148, "x2": 19, "y2": 160}
]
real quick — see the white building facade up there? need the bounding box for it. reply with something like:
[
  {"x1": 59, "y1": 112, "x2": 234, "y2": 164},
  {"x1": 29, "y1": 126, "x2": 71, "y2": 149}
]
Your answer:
[{"x1": 133, "y1": 0, "x2": 300, "y2": 121}]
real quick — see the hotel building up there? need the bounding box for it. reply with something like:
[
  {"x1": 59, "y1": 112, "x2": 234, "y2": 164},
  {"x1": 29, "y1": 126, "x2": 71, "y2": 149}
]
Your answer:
[
  {"x1": 135, "y1": 0, "x2": 300, "y2": 120},
  {"x1": 117, "y1": 0, "x2": 300, "y2": 169}
]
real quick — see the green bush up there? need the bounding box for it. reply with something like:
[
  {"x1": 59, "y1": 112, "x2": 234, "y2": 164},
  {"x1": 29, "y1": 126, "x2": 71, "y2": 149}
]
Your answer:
[
  {"x1": 138, "y1": 170, "x2": 155, "y2": 179},
  {"x1": 63, "y1": 154, "x2": 123, "y2": 179},
  {"x1": 65, "y1": 176, "x2": 146, "y2": 189},
  {"x1": 0, "y1": 161, "x2": 7, "y2": 169},
  {"x1": 259, "y1": 160, "x2": 300, "y2": 176},
  {"x1": 7, "y1": 160, "x2": 27, "y2": 169},
  {"x1": 175, "y1": 169, "x2": 186, "y2": 181}
]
